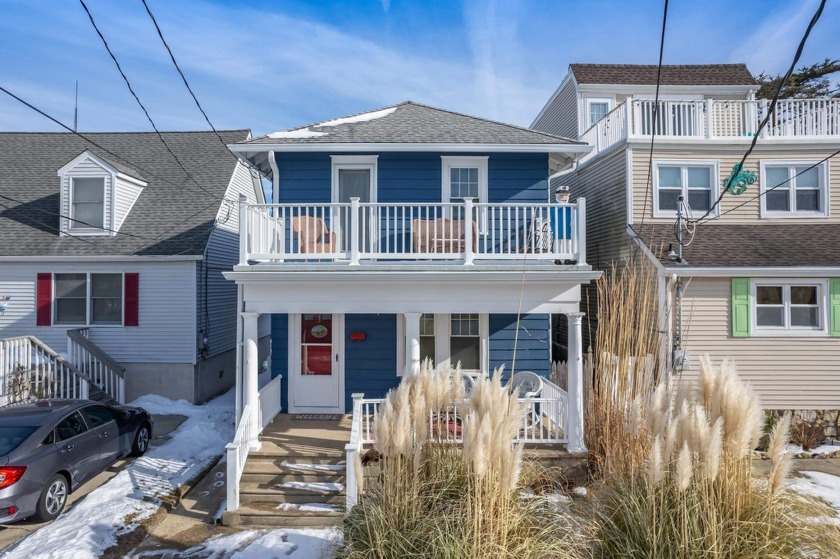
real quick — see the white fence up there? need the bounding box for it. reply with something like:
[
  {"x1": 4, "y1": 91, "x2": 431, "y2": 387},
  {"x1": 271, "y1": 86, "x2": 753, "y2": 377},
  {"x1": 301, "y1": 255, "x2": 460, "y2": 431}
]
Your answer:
[
  {"x1": 239, "y1": 197, "x2": 586, "y2": 266},
  {"x1": 0, "y1": 336, "x2": 90, "y2": 406},
  {"x1": 582, "y1": 98, "x2": 840, "y2": 162},
  {"x1": 226, "y1": 374, "x2": 284, "y2": 512},
  {"x1": 345, "y1": 376, "x2": 570, "y2": 509}
]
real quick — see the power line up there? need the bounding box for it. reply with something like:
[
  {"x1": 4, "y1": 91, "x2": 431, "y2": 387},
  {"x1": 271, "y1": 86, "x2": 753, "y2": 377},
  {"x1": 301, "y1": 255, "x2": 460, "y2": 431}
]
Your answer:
[
  {"x1": 638, "y1": 0, "x2": 670, "y2": 234},
  {"x1": 139, "y1": 0, "x2": 231, "y2": 154},
  {"x1": 0, "y1": 199, "x2": 102, "y2": 247},
  {"x1": 78, "y1": 0, "x2": 226, "y2": 202},
  {"x1": 692, "y1": 0, "x2": 826, "y2": 224}
]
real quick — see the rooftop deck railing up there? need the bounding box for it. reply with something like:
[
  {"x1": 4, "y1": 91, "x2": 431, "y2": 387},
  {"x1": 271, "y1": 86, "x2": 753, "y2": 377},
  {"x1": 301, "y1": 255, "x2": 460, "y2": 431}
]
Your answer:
[
  {"x1": 580, "y1": 98, "x2": 840, "y2": 164},
  {"x1": 239, "y1": 197, "x2": 586, "y2": 266}
]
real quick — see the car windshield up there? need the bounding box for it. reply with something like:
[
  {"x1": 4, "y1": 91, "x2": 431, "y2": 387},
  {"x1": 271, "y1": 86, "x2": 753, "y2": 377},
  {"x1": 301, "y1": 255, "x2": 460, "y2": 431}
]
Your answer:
[{"x1": 0, "y1": 426, "x2": 37, "y2": 456}]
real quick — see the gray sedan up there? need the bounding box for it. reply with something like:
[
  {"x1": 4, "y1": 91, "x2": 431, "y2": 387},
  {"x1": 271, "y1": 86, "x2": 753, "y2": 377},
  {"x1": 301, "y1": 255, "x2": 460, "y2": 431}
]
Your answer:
[{"x1": 0, "y1": 400, "x2": 153, "y2": 523}]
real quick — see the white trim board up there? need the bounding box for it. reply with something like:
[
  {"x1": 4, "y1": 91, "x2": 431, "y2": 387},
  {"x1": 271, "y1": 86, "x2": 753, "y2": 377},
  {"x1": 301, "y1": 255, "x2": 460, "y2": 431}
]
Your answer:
[{"x1": 229, "y1": 142, "x2": 592, "y2": 155}]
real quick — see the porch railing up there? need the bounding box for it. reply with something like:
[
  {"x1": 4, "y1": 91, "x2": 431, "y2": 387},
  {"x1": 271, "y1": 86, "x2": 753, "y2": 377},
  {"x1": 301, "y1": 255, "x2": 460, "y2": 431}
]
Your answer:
[
  {"x1": 345, "y1": 376, "x2": 571, "y2": 509},
  {"x1": 66, "y1": 328, "x2": 126, "y2": 404},
  {"x1": 239, "y1": 197, "x2": 586, "y2": 266},
  {"x1": 0, "y1": 336, "x2": 90, "y2": 406},
  {"x1": 581, "y1": 98, "x2": 840, "y2": 163}
]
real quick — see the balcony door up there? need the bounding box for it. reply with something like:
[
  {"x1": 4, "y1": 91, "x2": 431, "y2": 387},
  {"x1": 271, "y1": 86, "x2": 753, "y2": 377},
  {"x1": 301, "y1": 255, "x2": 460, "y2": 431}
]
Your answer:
[
  {"x1": 290, "y1": 313, "x2": 344, "y2": 413},
  {"x1": 331, "y1": 156, "x2": 377, "y2": 255}
]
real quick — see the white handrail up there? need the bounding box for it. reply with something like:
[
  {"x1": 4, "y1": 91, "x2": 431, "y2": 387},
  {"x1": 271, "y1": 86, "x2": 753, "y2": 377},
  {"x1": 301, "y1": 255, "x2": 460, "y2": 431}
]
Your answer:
[
  {"x1": 345, "y1": 393, "x2": 364, "y2": 510},
  {"x1": 259, "y1": 374, "x2": 283, "y2": 430},
  {"x1": 226, "y1": 402, "x2": 254, "y2": 511},
  {"x1": 0, "y1": 335, "x2": 90, "y2": 406},
  {"x1": 66, "y1": 329, "x2": 126, "y2": 404}
]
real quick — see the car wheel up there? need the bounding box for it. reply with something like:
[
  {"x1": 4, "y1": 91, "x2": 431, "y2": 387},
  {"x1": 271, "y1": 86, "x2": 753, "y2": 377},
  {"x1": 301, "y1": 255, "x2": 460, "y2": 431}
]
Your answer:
[
  {"x1": 35, "y1": 474, "x2": 68, "y2": 522},
  {"x1": 131, "y1": 423, "x2": 151, "y2": 456}
]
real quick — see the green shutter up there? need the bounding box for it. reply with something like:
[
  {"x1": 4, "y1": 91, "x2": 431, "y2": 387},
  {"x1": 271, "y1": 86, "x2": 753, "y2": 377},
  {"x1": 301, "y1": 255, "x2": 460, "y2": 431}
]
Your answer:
[
  {"x1": 830, "y1": 279, "x2": 840, "y2": 337},
  {"x1": 731, "y1": 278, "x2": 750, "y2": 338}
]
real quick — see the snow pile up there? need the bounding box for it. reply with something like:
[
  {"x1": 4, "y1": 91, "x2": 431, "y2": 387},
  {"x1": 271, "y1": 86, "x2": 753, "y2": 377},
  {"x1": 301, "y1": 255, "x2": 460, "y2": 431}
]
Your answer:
[
  {"x1": 316, "y1": 107, "x2": 397, "y2": 127},
  {"x1": 788, "y1": 471, "x2": 840, "y2": 514},
  {"x1": 134, "y1": 528, "x2": 341, "y2": 559},
  {"x1": 785, "y1": 443, "x2": 840, "y2": 457},
  {"x1": 3, "y1": 391, "x2": 235, "y2": 559},
  {"x1": 267, "y1": 128, "x2": 328, "y2": 139}
]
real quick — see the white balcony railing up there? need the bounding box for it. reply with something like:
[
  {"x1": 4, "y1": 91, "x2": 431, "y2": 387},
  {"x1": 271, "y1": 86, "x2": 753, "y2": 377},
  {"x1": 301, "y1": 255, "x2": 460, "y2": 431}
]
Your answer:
[
  {"x1": 239, "y1": 197, "x2": 586, "y2": 265},
  {"x1": 581, "y1": 98, "x2": 840, "y2": 163}
]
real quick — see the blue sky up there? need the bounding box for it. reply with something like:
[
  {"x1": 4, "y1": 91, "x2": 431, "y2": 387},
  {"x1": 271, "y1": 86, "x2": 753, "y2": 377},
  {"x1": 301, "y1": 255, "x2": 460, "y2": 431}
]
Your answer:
[{"x1": 1, "y1": 0, "x2": 838, "y2": 136}]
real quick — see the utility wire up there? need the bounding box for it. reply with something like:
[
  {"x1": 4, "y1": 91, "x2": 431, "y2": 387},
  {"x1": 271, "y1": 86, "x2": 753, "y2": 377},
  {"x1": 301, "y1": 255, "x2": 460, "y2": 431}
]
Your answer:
[
  {"x1": 139, "y1": 0, "x2": 232, "y2": 154},
  {"x1": 78, "y1": 0, "x2": 226, "y2": 201},
  {"x1": 692, "y1": 0, "x2": 826, "y2": 224},
  {"x1": 638, "y1": 0, "x2": 669, "y2": 234},
  {"x1": 0, "y1": 199, "x2": 102, "y2": 247}
]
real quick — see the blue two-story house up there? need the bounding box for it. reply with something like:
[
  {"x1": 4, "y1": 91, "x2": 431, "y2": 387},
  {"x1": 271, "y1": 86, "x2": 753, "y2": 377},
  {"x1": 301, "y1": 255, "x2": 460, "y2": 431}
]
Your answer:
[{"x1": 225, "y1": 101, "x2": 598, "y2": 445}]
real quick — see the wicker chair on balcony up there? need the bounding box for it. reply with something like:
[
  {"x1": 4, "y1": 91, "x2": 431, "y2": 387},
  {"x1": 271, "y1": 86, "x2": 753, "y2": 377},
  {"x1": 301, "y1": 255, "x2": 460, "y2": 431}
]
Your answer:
[
  {"x1": 411, "y1": 217, "x2": 478, "y2": 254},
  {"x1": 290, "y1": 216, "x2": 337, "y2": 255}
]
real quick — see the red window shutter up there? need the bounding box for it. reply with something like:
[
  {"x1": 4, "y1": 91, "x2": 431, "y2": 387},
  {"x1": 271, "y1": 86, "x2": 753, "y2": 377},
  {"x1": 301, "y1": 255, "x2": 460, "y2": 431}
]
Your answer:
[
  {"x1": 36, "y1": 273, "x2": 52, "y2": 326},
  {"x1": 124, "y1": 273, "x2": 139, "y2": 327}
]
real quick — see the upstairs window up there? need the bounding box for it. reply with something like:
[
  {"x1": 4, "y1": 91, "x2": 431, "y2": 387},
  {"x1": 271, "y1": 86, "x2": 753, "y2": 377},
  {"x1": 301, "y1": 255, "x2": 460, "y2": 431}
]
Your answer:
[
  {"x1": 441, "y1": 156, "x2": 488, "y2": 204},
  {"x1": 653, "y1": 161, "x2": 717, "y2": 218},
  {"x1": 760, "y1": 162, "x2": 828, "y2": 218},
  {"x1": 586, "y1": 98, "x2": 612, "y2": 128},
  {"x1": 70, "y1": 177, "x2": 106, "y2": 230}
]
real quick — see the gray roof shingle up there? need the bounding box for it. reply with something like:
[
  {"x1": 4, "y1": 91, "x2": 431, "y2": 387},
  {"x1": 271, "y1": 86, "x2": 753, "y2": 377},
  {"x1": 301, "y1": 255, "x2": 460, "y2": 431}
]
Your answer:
[
  {"x1": 570, "y1": 64, "x2": 757, "y2": 86},
  {"x1": 0, "y1": 130, "x2": 249, "y2": 257},
  {"x1": 244, "y1": 101, "x2": 583, "y2": 146},
  {"x1": 633, "y1": 223, "x2": 840, "y2": 268}
]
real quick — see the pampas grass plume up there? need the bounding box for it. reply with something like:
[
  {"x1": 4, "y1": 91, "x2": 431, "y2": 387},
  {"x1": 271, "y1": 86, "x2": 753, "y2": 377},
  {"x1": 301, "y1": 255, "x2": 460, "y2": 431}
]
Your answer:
[{"x1": 676, "y1": 442, "x2": 693, "y2": 492}]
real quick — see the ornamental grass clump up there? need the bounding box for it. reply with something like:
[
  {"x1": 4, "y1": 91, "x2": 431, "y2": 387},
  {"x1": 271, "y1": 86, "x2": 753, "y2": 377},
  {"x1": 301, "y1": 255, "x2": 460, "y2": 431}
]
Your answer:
[
  {"x1": 594, "y1": 356, "x2": 840, "y2": 559},
  {"x1": 340, "y1": 362, "x2": 585, "y2": 559}
]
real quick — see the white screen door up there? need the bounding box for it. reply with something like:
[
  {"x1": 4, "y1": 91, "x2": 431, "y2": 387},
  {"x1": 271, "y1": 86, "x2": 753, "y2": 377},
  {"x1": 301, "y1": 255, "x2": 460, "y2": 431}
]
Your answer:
[{"x1": 292, "y1": 314, "x2": 343, "y2": 412}]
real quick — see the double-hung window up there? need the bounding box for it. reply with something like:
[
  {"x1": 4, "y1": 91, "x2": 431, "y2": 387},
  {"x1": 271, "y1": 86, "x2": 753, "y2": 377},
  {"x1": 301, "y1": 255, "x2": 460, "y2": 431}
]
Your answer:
[
  {"x1": 586, "y1": 98, "x2": 612, "y2": 128},
  {"x1": 54, "y1": 273, "x2": 123, "y2": 325},
  {"x1": 654, "y1": 161, "x2": 717, "y2": 217},
  {"x1": 760, "y1": 162, "x2": 828, "y2": 218},
  {"x1": 752, "y1": 280, "x2": 827, "y2": 335},
  {"x1": 441, "y1": 157, "x2": 488, "y2": 205},
  {"x1": 397, "y1": 313, "x2": 487, "y2": 375},
  {"x1": 70, "y1": 177, "x2": 106, "y2": 230},
  {"x1": 449, "y1": 313, "x2": 480, "y2": 371}
]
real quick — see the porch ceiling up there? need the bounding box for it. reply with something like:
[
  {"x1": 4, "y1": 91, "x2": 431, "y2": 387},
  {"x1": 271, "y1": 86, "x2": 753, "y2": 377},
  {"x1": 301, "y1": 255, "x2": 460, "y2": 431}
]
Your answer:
[{"x1": 225, "y1": 266, "x2": 599, "y2": 314}]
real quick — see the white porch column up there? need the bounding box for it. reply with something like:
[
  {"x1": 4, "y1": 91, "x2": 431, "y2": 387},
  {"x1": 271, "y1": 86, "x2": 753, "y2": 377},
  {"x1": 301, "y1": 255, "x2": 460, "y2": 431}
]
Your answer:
[
  {"x1": 566, "y1": 312, "x2": 587, "y2": 453},
  {"x1": 242, "y1": 311, "x2": 261, "y2": 450},
  {"x1": 404, "y1": 312, "x2": 421, "y2": 376}
]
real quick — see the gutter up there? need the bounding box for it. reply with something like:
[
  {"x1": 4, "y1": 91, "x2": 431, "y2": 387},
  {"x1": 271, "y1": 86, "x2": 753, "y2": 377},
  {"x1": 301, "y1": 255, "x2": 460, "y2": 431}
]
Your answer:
[
  {"x1": 0, "y1": 255, "x2": 203, "y2": 262},
  {"x1": 228, "y1": 142, "x2": 593, "y2": 155}
]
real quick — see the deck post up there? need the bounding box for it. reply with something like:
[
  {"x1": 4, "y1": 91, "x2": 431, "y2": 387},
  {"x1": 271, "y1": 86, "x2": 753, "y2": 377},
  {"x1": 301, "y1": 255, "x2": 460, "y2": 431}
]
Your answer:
[
  {"x1": 566, "y1": 312, "x2": 586, "y2": 453},
  {"x1": 576, "y1": 198, "x2": 586, "y2": 265},
  {"x1": 238, "y1": 194, "x2": 248, "y2": 266},
  {"x1": 463, "y1": 198, "x2": 474, "y2": 265},
  {"x1": 242, "y1": 311, "x2": 261, "y2": 450},
  {"x1": 349, "y1": 197, "x2": 361, "y2": 265},
  {"x1": 404, "y1": 312, "x2": 421, "y2": 375}
]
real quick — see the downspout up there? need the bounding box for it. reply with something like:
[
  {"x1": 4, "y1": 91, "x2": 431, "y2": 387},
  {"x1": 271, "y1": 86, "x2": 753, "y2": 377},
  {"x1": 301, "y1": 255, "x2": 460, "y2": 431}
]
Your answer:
[
  {"x1": 268, "y1": 151, "x2": 280, "y2": 205},
  {"x1": 546, "y1": 161, "x2": 579, "y2": 200}
]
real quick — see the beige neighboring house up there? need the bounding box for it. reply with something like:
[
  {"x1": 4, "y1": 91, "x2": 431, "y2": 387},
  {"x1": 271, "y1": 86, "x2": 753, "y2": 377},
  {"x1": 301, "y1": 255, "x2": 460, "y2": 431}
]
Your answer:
[{"x1": 533, "y1": 63, "x2": 840, "y2": 409}]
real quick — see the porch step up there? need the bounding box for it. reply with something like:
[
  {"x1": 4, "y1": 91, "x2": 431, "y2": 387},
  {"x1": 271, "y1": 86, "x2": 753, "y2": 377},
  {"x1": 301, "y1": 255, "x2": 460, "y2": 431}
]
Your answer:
[
  {"x1": 235, "y1": 503, "x2": 344, "y2": 527},
  {"x1": 250, "y1": 442, "x2": 346, "y2": 460},
  {"x1": 239, "y1": 483, "x2": 345, "y2": 505},
  {"x1": 241, "y1": 471, "x2": 346, "y2": 485},
  {"x1": 245, "y1": 456, "x2": 347, "y2": 471}
]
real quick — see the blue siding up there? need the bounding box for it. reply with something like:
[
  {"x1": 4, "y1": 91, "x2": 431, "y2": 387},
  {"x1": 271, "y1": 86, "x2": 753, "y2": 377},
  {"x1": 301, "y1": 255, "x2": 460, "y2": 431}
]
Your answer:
[
  {"x1": 273, "y1": 152, "x2": 549, "y2": 203},
  {"x1": 489, "y1": 314, "x2": 551, "y2": 379},
  {"x1": 344, "y1": 314, "x2": 399, "y2": 411},
  {"x1": 270, "y1": 314, "x2": 289, "y2": 411}
]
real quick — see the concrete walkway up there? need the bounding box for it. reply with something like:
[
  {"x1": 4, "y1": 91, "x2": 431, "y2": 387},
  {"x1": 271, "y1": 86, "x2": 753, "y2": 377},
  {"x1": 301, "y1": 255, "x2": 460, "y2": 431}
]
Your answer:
[{"x1": 0, "y1": 414, "x2": 187, "y2": 554}]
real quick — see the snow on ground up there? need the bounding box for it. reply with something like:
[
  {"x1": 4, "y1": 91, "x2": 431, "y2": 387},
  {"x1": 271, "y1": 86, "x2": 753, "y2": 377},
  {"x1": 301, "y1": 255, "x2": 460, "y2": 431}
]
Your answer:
[
  {"x1": 130, "y1": 528, "x2": 341, "y2": 559},
  {"x1": 267, "y1": 128, "x2": 328, "y2": 139},
  {"x1": 785, "y1": 443, "x2": 840, "y2": 456},
  {"x1": 789, "y1": 471, "x2": 840, "y2": 514},
  {"x1": 1, "y1": 390, "x2": 235, "y2": 559}
]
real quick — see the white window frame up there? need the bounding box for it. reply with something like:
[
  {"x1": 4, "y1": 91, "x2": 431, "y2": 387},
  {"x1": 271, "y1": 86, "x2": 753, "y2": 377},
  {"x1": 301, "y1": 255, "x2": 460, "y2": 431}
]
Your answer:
[
  {"x1": 441, "y1": 156, "x2": 488, "y2": 204},
  {"x1": 584, "y1": 97, "x2": 613, "y2": 129},
  {"x1": 750, "y1": 279, "x2": 828, "y2": 337},
  {"x1": 652, "y1": 160, "x2": 720, "y2": 218},
  {"x1": 759, "y1": 160, "x2": 829, "y2": 219},
  {"x1": 69, "y1": 176, "x2": 108, "y2": 234},
  {"x1": 396, "y1": 313, "x2": 489, "y2": 376},
  {"x1": 52, "y1": 272, "x2": 125, "y2": 327},
  {"x1": 330, "y1": 155, "x2": 378, "y2": 204}
]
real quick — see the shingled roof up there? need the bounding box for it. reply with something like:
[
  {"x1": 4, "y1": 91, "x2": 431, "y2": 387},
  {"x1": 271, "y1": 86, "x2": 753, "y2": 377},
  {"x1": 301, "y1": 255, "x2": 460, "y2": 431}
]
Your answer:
[
  {"x1": 0, "y1": 130, "x2": 250, "y2": 257},
  {"x1": 570, "y1": 64, "x2": 757, "y2": 87},
  {"x1": 633, "y1": 223, "x2": 840, "y2": 268},
  {"x1": 242, "y1": 101, "x2": 583, "y2": 147}
]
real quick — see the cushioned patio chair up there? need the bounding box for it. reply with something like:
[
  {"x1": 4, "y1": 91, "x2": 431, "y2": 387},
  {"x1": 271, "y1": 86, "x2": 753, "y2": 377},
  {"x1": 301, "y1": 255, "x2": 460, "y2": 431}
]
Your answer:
[
  {"x1": 411, "y1": 217, "x2": 478, "y2": 254},
  {"x1": 291, "y1": 216, "x2": 337, "y2": 255}
]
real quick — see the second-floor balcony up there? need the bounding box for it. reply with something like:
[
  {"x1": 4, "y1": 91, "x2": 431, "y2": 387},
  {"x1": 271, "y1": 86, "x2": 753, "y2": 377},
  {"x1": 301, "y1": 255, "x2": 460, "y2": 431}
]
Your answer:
[
  {"x1": 238, "y1": 198, "x2": 586, "y2": 267},
  {"x1": 581, "y1": 98, "x2": 840, "y2": 163}
]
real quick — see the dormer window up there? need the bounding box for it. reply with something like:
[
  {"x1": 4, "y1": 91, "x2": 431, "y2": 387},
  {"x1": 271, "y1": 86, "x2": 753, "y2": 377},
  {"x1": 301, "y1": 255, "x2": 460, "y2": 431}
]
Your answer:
[{"x1": 70, "y1": 177, "x2": 106, "y2": 230}]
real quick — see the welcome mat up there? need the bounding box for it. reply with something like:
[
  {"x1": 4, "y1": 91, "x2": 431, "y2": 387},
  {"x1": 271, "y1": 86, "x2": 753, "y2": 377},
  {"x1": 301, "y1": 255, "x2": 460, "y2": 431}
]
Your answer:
[{"x1": 292, "y1": 414, "x2": 342, "y2": 421}]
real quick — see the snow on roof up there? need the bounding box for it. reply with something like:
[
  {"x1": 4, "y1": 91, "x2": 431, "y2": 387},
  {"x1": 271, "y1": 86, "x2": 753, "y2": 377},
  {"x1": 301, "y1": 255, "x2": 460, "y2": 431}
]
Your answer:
[
  {"x1": 315, "y1": 106, "x2": 398, "y2": 127},
  {"x1": 267, "y1": 128, "x2": 329, "y2": 139}
]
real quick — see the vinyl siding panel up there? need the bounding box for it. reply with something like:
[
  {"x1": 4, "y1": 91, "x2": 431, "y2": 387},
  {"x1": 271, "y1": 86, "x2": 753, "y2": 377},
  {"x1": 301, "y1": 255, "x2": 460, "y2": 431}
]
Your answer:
[
  {"x1": 113, "y1": 177, "x2": 143, "y2": 231},
  {"x1": 274, "y1": 152, "x2": 549, "y2": 203},
  {"x1": 343, "y1": 314, "x2": 399, "y2": 410},
  {"x1": 631, "y1": 148, "x2": 840, "y2": 224},
  {"x1": 680, "y1": 277, "x2": 840, "y2": 408},
  {"x1": 200, "y1": 162, "x2": 264, "y2": 358},
  {"x1": 489, "y1": 314, "x2": 551, "y2": 379},
  {"x1": 0, "y1": 261, "x2": 197, "y2": 363},
  {"x1": 532, "y1": 78, "x2": 579, "y2": 139}
]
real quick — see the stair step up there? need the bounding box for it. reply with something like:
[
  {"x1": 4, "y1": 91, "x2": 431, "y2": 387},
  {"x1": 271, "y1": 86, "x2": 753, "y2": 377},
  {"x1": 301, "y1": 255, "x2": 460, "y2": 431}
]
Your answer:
[
  {"x1": 237, "y1": 504, "x2": 343, "y2": 527},
  {"x1": 241, "y1": 472, "x2": 345, "y2": 485},
  {"x1": 244, "y1": 459, "x2": 346, "y2": 474},
  {"x1": 239, "y1": 490, "x2": 345, "y2": 505},
  {"x1": 239, "y1": 480, "x2": 345, "y2": 497},
  {"x1": 251, "y1": 441, "x2": 346, "y2": 459}
]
